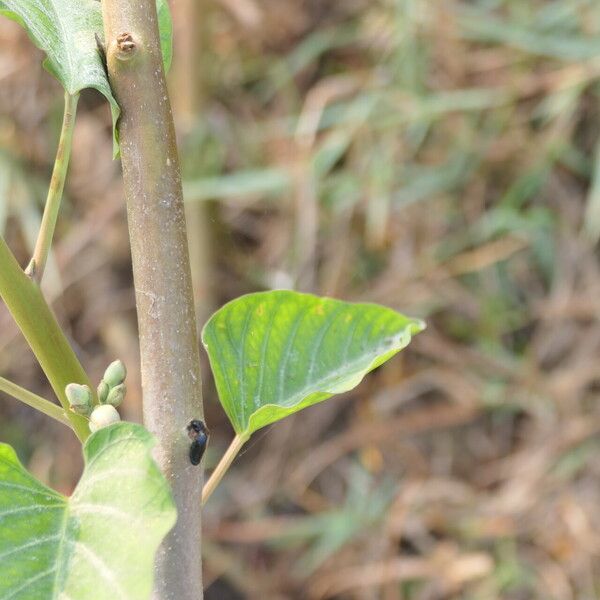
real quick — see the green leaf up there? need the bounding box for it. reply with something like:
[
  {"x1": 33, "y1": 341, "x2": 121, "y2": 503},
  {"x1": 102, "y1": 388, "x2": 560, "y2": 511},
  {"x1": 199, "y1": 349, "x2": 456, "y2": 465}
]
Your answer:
[
  {"x1": 0, "y1": 422, "x2": 176, "y2": 600},
  {"x1": 202, "y1": 290, "x2": 425, "y2": 438},
  {"x1": 0, "y1": 0, "x2": 119, "y2": 149},
  {"x1": 157, "y1": 0, "x2": 173, "y2": 73},
  {"x1": 0, "y1": 0, "x2": 173, "y2": 156}
]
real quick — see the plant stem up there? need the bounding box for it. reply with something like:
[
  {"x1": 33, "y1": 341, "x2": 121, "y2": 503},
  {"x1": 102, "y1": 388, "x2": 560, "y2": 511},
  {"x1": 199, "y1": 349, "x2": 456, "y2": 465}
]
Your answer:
[
  {"x1": 202, "y1": 434, "x2": 247, "y2": 506},
  {"x1": 0, "y1": 236, "x2": 91, "y2": 441},
  {"x1": 26, "y1": 92, "x2": 79, "y2": 283},
  {"x1": 101, "y1": 4, "x2": 205, "y2": 599},
  {"x1": 0, "y1": 376, "x2": 73, "y2": 428}
]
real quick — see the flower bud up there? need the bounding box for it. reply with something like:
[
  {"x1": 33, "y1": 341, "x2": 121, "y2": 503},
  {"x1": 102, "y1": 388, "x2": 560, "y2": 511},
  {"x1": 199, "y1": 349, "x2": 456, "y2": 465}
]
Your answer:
[
  {"x1": 103, "y1": 360, "x2": 127, "y2": 388},
  {"x1": 105, "y1": 383, "x2": 126, "y2": 408},
  {"x1": 65, "y1": 383, "x2": 92, "y2": 415},
  {"x1": 89, "y1": 404, "x2": 121, "y2": 433},
  {"x1": 97, "y1": 380, "x2": 110, "y2": 404}
]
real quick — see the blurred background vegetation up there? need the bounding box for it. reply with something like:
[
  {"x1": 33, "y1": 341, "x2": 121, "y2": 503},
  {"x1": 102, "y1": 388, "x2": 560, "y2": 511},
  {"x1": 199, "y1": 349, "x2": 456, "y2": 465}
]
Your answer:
[{"x1": 2, "y1": 0, "x2": 600, "y2": 598}]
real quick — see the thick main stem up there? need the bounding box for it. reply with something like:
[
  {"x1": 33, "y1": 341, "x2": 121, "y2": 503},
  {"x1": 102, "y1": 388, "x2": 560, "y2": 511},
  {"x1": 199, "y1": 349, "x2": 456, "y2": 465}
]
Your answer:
[
  {"x1": 101, "y1": 4, "x2": 205, "y2": 599},
  {"x1": 26, "y1": 92, "x2": 79, "y2": 283}
]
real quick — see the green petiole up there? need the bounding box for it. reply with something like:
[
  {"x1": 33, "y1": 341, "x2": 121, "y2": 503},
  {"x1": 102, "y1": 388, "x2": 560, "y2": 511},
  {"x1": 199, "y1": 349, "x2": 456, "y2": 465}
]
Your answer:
[
  {"x1": 0, "y1": 236, "x2": 91, "y2": 441},
  {"x1": 0, "y1": 376, "x2": 73, "y2": 428},
  {"x1": 26, "y1": 91, "x2": 79, "y2": 283}
]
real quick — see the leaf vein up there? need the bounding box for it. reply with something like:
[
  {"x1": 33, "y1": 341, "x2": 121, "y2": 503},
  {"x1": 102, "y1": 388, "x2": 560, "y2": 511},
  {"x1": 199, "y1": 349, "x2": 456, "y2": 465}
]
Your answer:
[
  {"x1": 276, "y1": 304, "x2": 314, "y2": 403},
  {"x1": 1, "y1": 566, "x2": 57, "y2": 600}
]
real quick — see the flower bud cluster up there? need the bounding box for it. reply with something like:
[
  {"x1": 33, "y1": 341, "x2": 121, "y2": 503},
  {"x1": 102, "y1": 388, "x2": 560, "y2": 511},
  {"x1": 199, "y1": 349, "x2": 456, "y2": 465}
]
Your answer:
[{"x1": 65, "y1": 359, "x2": 127, "y2": 433}]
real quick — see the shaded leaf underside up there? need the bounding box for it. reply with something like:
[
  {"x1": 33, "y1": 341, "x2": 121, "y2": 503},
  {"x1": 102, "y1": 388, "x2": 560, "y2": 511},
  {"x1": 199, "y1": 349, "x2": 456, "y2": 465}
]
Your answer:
[
  {"x1": 0, "y1": 0, "x2": 172, "y2": 155},
  {"x1": 0, "y1": 0, "x2": 119, "y2": 123}
]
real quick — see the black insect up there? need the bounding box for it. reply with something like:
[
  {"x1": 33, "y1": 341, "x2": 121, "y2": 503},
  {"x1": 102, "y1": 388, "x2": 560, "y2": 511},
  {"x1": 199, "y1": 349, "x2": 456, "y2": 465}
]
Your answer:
[{"x1": 186, "y1": 419, "x2": 209, "y2": 466}]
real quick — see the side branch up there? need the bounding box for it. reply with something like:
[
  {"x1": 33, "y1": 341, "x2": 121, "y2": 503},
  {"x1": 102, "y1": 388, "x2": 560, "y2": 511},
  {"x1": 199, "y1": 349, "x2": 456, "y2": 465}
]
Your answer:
[{"x1": 0, "y1": 236, "x2": 92, "y2": 441}]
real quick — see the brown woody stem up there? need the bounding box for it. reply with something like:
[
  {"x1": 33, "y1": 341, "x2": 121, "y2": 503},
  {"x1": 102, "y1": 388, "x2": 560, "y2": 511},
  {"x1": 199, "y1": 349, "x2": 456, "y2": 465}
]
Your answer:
[{"x1": 101, "y1": 3, "x2": 205, "y2": 598}]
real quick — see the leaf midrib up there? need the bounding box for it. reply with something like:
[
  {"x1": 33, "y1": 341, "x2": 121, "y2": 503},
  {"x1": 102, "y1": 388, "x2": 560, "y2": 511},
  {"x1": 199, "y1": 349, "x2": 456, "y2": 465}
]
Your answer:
[
  {"x1": 50, "y1": 503, "x2": 70, "y2": 600},
  {"x1": 47, "y1": 0, "x2": 76, "y2": 91}
]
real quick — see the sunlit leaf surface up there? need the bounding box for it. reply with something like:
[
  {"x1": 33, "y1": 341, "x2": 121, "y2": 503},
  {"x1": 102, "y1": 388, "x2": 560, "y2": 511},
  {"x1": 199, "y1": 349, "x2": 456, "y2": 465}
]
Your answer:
[
  {"x1": 202, "y1": 290, "x2": 425, "y2": 437},
  {"x1": 0, "y1": 423, "x2": 176, "y2": 600}
]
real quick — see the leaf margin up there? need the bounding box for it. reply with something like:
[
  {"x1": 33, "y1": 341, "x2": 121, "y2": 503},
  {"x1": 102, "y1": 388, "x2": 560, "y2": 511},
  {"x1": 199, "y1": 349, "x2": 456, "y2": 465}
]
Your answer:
[{"x1": 202, "y1": 290, "x2": 425, "y2": 438}]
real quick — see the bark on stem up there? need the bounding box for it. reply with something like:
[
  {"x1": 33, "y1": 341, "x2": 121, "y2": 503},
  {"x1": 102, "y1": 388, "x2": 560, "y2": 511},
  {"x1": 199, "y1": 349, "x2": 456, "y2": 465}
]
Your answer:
[{"x1": 101, "y1": 4, "x2": 204, "y2": 599}]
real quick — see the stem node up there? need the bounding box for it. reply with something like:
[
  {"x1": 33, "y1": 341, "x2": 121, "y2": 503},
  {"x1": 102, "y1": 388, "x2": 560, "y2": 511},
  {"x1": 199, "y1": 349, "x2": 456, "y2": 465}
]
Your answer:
[
  {"x1": 24, "y1": 258, "x2": 36, "y2": 280},
  {"x1": 115, "y1": 32, "x2": 138, "y2": 60}
]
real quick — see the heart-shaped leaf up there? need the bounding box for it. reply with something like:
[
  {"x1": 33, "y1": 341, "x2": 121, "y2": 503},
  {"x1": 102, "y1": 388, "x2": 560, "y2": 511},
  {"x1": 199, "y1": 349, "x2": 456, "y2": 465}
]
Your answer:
[
  {"x1": 202, "y1": 291, "x2": 425, "y2": 438},
  {"x1": 0, "y1": 422, "x2": 176, "y2": 600},
  {"x1": 0, "y1": 0, "x2": 173, "y2": 154}
]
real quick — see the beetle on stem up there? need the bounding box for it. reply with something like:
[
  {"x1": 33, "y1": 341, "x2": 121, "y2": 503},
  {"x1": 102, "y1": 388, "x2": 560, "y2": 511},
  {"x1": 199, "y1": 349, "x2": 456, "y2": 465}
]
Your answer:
[{"x1": 186, "y1": 419, "x2": 209, "y2": 466}]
